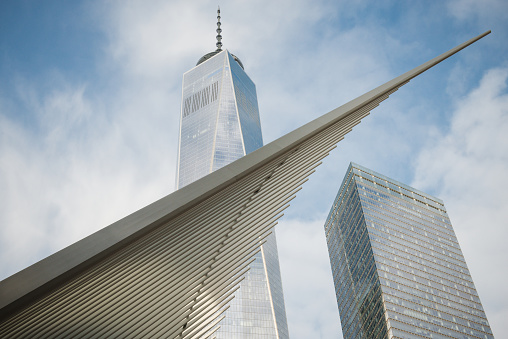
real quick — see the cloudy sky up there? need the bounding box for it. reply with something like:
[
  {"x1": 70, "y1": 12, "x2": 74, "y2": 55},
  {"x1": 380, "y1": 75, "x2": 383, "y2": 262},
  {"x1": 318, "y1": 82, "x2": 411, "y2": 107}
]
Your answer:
[{"x1": 1, "y1": 0, "x2": 507, "y2": 337}]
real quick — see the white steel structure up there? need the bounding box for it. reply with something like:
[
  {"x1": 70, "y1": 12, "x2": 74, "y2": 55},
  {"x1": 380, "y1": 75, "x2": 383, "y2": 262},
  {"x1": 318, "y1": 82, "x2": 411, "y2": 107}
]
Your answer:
[{"x1": 0, "y1": 31, "x2": 490, "y2": 338}]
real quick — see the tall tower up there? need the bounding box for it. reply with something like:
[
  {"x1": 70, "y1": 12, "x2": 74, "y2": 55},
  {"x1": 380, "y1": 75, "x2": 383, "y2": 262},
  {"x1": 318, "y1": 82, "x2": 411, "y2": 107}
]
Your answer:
[
  {"x1": 324, "y1": 163, "x2": 494, "y2": 338},
  {"x1": 175, "y1": 9, "x2": 289, "y2": 338}
]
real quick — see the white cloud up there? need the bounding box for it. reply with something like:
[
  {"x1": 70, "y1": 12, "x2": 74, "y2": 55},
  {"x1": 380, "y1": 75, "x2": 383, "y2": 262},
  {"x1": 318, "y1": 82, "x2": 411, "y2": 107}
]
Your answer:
[
  {"x1": 447, "y1": 0, "x2": 508, "y2": 23},
  {"x1": 99, "y1": 0, "x2": 208, "y2": 81},
  {"x1": 0, "y1": 70, "x2": 176, "y2": 278},
  {"x1": 413, "y1": 66, "x2": 508, "y2": 336},
  {"x1": 276, "y1": 218, "x2": 343, "y2": 338}
]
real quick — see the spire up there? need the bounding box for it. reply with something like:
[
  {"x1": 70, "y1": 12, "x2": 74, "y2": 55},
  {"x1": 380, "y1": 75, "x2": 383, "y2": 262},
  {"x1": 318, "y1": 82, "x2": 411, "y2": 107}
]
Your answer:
[
  {"x1": 196, "y1": 7, "x2": 244, "y2": 69},
  {"x1": 216, "y1": 6, "x2": 222, "y2": 51}
]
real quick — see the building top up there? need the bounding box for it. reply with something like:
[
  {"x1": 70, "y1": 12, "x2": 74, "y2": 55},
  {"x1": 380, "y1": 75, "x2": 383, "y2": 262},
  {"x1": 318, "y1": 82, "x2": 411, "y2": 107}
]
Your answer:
[
  {"x1": 196, "y1": 7, "x2": 244, "y2": 69},
  {"x1": 350, "y1": 162, "x2": 445, "y2": 205},
  {"x1": 327, "y1": 162, "x2": 448, "y2": 225}
]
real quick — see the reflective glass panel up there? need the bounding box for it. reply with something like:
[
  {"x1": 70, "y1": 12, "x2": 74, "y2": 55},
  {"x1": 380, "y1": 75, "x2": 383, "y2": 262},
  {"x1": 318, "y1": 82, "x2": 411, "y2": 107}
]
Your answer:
[{"x1": 324, "y1": 163, "x2": 494, "y2": 339}]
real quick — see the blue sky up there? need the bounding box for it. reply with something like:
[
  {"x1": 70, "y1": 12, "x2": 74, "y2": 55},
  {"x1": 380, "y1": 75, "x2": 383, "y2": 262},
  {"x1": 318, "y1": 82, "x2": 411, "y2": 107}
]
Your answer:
[{"x1": 1, "y1": 0, "x2": 507, "y2": 337}]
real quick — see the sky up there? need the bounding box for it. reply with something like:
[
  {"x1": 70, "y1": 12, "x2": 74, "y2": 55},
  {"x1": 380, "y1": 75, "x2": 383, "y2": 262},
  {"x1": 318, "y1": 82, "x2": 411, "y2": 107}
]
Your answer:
[{"x1": 1, "y1": 0, "x2": 507, "y2": 337}]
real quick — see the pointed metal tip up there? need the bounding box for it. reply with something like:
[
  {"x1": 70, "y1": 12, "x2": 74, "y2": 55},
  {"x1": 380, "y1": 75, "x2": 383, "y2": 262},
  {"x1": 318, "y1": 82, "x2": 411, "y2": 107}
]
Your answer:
[{"x1": 216, "y1": 7, "x2": 222, "y2": 51}]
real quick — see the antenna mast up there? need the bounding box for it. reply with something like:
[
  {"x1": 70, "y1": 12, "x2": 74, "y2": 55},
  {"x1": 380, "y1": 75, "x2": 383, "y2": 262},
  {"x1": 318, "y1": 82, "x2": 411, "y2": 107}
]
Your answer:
[{"x1": 216, "y1": 7, "x2": 222, "y2": 51}]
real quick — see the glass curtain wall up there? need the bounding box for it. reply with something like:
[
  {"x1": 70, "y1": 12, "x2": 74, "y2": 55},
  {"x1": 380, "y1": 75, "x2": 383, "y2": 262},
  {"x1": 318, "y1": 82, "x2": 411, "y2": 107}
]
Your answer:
[{"x1": 325, "y1": 162, "x2": 494, "y2": 339}]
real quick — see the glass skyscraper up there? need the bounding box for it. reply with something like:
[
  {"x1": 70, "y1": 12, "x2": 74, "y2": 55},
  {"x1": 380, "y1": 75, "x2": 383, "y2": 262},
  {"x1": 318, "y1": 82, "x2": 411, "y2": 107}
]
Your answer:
[
  {"x1": 325, "y1": 163, "x2": 494, "y2": 339},
  {"x1": 175, "y1": 49, "x2": 263, "y2": 189},
  {"x1": 175, "y1": 10, "x2": 289, "y2": 339}
]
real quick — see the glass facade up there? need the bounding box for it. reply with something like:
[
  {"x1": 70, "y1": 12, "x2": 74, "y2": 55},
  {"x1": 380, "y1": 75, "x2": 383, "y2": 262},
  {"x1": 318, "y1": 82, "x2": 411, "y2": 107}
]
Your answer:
[
  {"x1": 325, "y1": 163, "x2": 494, "y2": 339},
  {"x1": 176, "y1": 50, "x2": 288, "y2": 338}
]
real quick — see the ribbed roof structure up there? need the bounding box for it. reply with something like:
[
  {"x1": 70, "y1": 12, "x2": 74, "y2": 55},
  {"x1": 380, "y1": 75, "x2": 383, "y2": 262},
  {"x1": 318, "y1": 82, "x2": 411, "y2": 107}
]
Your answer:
[{"x1": 0, "y1": 31, "x2": 490, "y2": 338}]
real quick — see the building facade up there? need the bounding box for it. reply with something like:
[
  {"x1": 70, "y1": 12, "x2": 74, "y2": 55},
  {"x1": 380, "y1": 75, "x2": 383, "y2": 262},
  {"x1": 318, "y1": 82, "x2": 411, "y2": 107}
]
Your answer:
[
  {"x1": 175, "y1": 11, "x2": 289, "y2": 339},
  {"x1": 325, "y1": 163, "x2": 494, "y2": 339},
  {"x1": 176, "y1": 49, "x2": 262, "y2": 189}
]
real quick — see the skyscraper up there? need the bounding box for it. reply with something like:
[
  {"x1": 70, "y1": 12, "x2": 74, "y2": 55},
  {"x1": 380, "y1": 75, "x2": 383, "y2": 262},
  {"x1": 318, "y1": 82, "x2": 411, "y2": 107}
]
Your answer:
[
  {"x1": 324, "y1": 163, "x2": 494, "y2": 338},
  {"x1": 175, "y1": 9, "x2": 289, "y2": 338}
]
